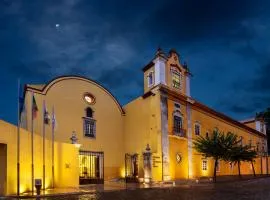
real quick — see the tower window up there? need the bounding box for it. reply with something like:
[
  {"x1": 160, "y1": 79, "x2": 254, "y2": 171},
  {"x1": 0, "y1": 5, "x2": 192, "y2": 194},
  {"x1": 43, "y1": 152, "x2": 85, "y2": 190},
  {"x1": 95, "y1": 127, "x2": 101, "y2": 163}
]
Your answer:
[
  {"x1": 172, "y1": 71, "x2": 181, "y2": 89},
  {"x1": 147, "y1": 72, "x2": 154, "y2": 87}
]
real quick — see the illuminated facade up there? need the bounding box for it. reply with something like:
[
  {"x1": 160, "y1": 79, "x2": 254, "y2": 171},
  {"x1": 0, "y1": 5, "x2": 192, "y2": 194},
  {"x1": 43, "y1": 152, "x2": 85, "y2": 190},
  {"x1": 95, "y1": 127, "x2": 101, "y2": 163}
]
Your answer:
[{"x1": 0, "y1": 48, "x2": 268, "y2": 195}]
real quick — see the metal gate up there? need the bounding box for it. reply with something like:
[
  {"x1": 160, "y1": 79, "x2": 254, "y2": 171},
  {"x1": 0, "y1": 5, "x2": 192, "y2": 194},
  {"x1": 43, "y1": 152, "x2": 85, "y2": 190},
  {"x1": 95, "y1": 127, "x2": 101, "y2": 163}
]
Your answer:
[
  {"x1": 125, "y1": 153, "x2": 139, "y2": 182},
  {"x1": 79, "y1": 151, "x2": 104, "y2": 184}
]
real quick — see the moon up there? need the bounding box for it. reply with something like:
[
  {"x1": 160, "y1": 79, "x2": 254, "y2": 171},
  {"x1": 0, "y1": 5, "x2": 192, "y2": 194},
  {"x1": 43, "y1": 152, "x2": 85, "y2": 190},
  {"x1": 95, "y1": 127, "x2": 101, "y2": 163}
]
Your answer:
[{"x1": 55, "y1": 24, "x2": 60, "y2": 28}]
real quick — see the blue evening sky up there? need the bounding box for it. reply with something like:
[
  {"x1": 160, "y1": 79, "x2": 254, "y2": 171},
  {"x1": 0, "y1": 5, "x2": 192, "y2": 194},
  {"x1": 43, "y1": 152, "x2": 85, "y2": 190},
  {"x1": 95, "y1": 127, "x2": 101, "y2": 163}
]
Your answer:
[{"x1": 0, "y1": 0, "x2": 270, "y2": 124}]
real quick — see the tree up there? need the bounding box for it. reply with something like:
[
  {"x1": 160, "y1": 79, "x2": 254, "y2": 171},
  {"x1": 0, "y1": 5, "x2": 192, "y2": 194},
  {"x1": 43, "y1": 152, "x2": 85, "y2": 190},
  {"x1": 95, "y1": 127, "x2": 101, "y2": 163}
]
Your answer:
[
  {"x1": 256, "y1": 108, "x2": 270, "y2": 154},
  {"x1": 193, "y1": 129, "x2": 239, "y2": 182},
  {"x1": 228, "y1": 145, "x2": 257, "y2": 177}
]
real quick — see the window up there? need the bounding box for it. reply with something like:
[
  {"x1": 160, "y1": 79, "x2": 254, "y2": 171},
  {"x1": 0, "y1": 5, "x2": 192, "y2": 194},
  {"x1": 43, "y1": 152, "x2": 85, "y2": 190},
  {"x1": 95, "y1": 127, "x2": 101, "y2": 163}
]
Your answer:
[
  {"x1": 84, "y1": 107, "x2": 96, "y2": 138},
  {"x1": 147, "y1": 72, "x2": 154, "y2": 87},
  {"x1": 84, "y1": 118, "x2": 96, "y2": 138},
  {"x1": 84, "y1": 93, "x2": 96, "y2": 105},
  {"x1": 195, "y1": 123, "x2": 201, "y2": 136},
  {"x1": 202, "y1": 159, "x2": 207, "y2": 171},
  {"x1": 172, "y1": 71, "x2": 181, "y2": 89},
  {"x1": 86, "y1": 107, "x2": 93, "y2": 118},
  {"x1": 173, "y1": 115, "x2": 183, "y2": 133},
  {"x1": 174, "y1": 103, "x2": 181, "y2": 109}
]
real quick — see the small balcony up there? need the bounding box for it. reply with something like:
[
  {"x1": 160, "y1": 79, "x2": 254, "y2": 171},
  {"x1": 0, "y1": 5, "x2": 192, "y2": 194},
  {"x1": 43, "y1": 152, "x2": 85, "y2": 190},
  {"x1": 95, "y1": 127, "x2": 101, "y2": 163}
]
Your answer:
[{"x1": 173, "y1": 128, "x2": 187, "y2": 138}]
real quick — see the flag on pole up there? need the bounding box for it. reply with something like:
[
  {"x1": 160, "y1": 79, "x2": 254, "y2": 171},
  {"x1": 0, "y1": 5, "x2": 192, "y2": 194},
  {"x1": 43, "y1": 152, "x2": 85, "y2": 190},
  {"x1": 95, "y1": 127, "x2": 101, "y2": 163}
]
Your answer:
[
  {"x1": 43, "y1": 101, "x2": 50, "y2": 125},
  {"x1": 32, "y1": 94, "x2": 38, "y2": 119},
  {"x1": 52, "y1": 106, "x2": 57, "y2": 131},
  {"x1": 18, "y1": 82, "x2": 25, "y2": 122}
]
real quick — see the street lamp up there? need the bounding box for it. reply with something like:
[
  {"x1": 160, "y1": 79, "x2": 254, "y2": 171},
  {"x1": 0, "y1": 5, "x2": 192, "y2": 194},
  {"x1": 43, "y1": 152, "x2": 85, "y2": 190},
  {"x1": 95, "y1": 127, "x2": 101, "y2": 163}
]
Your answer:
[{"x1": 70, "y1": 131, "x2": 81, "y2": 148}]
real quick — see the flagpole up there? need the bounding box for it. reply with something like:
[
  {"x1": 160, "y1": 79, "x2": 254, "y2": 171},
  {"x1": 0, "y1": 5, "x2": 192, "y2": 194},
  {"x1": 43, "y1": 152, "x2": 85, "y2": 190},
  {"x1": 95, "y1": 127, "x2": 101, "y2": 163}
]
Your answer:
[
  {"x1": 31, "y1": 92, "x2": 34, "y2": 193},
  {"x1": 52, "y1": 106, "x2": 55, "y2": 188},
  {"x1": 42, "y1": 100, "x2": 46, "y2": 190},
  {"x1": 17, "y1": 79, "x2": 20, "y2": 196}
]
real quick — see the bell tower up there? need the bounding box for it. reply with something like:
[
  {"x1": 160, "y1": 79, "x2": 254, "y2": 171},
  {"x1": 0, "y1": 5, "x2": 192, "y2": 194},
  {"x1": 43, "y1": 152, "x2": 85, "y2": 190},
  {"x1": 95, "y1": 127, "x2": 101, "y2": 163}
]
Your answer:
[
  {"x1": 142, "y1": 47, "x2": 167, "y2": 93},
  {"x1": 167, "y1": 49, "x2": 192, "y2": 97},
  {"x1": 142, "y1": 48, "x2": 192, "y2": 97}
]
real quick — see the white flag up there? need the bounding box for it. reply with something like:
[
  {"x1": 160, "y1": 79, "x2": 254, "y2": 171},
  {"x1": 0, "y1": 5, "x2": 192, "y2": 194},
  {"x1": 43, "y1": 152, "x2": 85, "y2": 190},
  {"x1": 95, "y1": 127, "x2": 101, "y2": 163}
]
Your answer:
[{"x1": 52, "y1": 106, "x2": 57, "y2": 131}]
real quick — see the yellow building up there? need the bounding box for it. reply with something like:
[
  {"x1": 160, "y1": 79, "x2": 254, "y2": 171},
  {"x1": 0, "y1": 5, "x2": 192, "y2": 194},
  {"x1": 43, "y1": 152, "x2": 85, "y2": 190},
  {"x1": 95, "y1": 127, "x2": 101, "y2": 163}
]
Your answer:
[{"x1": 0, "y1": 48, "x2": 268, "y2": 195}]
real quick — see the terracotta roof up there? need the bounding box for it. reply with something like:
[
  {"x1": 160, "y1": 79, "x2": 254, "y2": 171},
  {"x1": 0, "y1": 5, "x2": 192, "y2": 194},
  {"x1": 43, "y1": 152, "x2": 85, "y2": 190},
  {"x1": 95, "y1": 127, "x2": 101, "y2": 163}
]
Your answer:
[
  {"x1": 142, "y1": 61, "x2": 154, "y2": 72},
  {"x1": 240, "y1": 118, "x2": 255, "y2": 124},
  {"x1": 159, "y1": 85, "x2": 266, "y2": 138},
  {"x1": 27, "y1": 84, "x2": 45, "y2": 90}
]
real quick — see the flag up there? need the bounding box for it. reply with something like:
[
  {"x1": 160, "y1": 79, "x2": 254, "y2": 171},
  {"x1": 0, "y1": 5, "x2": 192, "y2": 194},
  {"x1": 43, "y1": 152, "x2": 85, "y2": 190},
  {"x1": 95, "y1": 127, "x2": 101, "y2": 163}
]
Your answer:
[
  {"x1": 32, "y1": 94, "x2": 38, "y2": 119},
  {"x1": 43, "y1": 101, "x2": 50, "y2": 125},
  {"x1": 52, "y1": 106, "x2": 56, "y2": 131},
  {"x1": 18, "y1": 81, "x2": 25, "y2": 122}
]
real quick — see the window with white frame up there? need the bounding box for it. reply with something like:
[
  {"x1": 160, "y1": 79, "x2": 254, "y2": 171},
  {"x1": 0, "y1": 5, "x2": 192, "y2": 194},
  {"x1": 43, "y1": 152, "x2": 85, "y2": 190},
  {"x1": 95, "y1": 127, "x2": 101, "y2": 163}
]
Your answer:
[
  {"x1": 147, "y1": 71, "x2": 154, "y2": 87},
  {"x1": 202, "y1": 159, "x2": 207, "y2": 171},
  {"x1": 84, "y1": 107, "x2": 96, "y2": 138},
  {"x1": 194, "y1": 123, "x2": 201, "y2": 136},
  {"x1": 173, "y1": 111, "x2": 183, "y2": 133}
]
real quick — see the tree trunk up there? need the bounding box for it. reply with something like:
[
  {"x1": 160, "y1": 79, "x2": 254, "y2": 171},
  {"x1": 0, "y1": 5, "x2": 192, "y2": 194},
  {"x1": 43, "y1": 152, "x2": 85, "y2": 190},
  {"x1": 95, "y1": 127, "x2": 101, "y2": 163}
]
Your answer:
[
  {"x1": 213, "y1": 159, "x2": 218, "y2": 182},
  {"x1": 237, "y1": 161, "x2": 241, "y2": 178},
  {"x1": 251, "y1": 160, "x2": 256, "y2": 177}
]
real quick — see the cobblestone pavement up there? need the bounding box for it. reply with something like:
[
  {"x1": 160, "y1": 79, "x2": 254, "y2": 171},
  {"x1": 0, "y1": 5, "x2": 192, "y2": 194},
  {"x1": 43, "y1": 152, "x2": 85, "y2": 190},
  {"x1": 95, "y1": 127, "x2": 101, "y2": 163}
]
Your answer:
[{"x1": 26, "y1": 178, "x2": 270, "y2": 200}]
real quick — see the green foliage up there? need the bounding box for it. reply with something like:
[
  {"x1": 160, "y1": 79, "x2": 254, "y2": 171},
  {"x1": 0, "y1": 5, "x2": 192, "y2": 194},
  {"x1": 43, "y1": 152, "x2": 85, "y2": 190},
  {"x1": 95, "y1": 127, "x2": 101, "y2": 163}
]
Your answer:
[
  {"x1": 193, "y1": 129, "x2": 240, "y2": 160},
  {"x1": 193, "y1": 129, "x2": 257, "y2": 180}
]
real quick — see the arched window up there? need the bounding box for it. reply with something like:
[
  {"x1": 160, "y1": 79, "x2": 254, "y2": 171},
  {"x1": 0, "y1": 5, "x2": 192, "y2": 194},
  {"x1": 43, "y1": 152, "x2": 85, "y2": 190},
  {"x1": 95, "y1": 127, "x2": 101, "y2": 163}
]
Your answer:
[
  {"x1": 86, "y1": 107, "x2": 93, "y2": 118},
  {"x1": 148, "y1": 71, "x2": 154, "y2": 87},
  {"x1": 194, "y1": 122, "x2": 201, "y2": 136}
]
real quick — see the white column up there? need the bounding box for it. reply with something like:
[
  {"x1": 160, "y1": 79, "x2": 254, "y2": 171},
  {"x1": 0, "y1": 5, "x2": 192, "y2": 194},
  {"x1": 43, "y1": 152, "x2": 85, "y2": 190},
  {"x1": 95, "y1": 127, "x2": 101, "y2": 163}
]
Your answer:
[
  {"x1": 186, "y1": 102, "x2": 193, "y2": 178},
  {"x1": 160, "y1": 93, "x2": 170, "y2": 181},
  {"x1": 186, "y1": 74, "x2": 191, "y2": 97},
  {"x1": 256, "y1": 121, "x2": 260, "y2": 132},
  {"x1": 154, "y1": 56, "x2": 166, "y2": 86}
]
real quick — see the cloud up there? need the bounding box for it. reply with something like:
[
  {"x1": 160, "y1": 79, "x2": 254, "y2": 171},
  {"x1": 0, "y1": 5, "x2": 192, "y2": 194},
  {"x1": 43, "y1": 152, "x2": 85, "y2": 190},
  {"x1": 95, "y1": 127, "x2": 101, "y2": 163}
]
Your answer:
[{"x1": 217, "y1": 60, "x2": 270, "y2": 119}]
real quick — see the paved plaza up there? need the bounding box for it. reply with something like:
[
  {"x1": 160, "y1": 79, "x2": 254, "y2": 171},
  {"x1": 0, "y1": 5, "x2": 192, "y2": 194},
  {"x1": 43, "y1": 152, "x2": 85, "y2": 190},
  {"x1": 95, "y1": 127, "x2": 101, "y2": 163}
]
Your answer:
[{"x1": 14, "y1": 177, "x2": 270, "y2": 200}]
